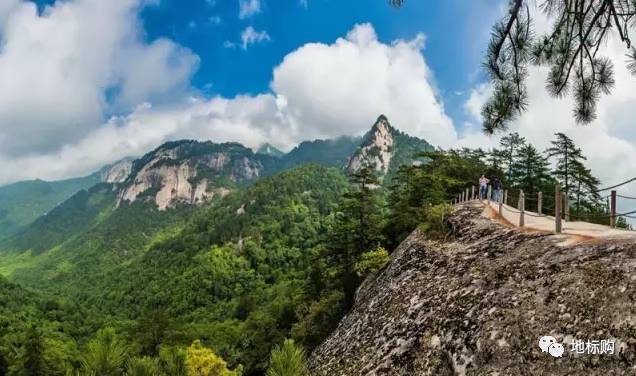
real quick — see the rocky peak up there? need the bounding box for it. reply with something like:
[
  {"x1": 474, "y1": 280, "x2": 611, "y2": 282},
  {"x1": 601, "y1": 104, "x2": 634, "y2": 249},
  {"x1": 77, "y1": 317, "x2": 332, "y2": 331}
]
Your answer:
[
  {"x1": 100, "y1": 158, "x2": 133, "y2": 184},
  {"x1": 117, "y1": 141, "x2": 265, "y2": 210},
  {"x1": 256, "y1": 143, "x2": 284, "y2": 158},
  {"x1": 346, "y1": 115, "x2": 398, "y2": 176}
]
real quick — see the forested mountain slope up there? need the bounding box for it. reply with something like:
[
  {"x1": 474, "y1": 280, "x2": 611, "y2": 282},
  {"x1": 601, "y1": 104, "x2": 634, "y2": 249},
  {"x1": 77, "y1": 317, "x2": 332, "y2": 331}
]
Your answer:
[
  {"x1": 0, "y1": 159, "x2": 131, "y2": 240},
  {"x1": 3, "y1": 164, "x2": 348, "y2": 374},
  {"x1": 0, "y1": 115, "x2": 437, "y2": 375}
]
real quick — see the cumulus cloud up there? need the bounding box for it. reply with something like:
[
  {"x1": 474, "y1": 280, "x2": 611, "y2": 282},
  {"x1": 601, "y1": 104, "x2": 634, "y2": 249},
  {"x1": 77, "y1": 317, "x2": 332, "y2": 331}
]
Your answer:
[
  {"x1": 238, "y1": 0, "x2": 261, "y2": 19},
  {"x1": 0, "y1": 22, "x2": 456, "y2": 185},
  {"x1": 272, "y1": 24, "x2": 455, "y2": 147},
  {"x1": 0, "y1": 0, "x2": 198, "y2": 157}
]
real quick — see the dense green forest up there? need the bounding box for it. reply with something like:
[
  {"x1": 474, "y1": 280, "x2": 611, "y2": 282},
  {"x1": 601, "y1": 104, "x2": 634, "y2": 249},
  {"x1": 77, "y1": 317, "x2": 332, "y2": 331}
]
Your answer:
[
  {"x1": 0, "y1": 132, "x2": 619, "y2": 375},
  {"x1": 0, "y1": 174, "x2": 103, "y2": 241}
]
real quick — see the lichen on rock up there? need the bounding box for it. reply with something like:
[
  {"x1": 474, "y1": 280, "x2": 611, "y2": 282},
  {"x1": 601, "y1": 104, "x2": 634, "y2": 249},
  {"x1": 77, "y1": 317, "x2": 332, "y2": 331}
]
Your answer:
[{"x1": 308, "y1": 204, "x2": 636, "y2": 375}]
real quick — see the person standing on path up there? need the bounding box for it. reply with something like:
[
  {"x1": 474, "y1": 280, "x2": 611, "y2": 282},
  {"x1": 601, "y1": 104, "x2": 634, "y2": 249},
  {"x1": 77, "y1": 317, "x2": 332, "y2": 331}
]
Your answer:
[
  {"x1": 493, "y1": 177, "x2": 502, "y2": 203},
  {"x1": 479, "y1": 174, "x2": 489, "y2": 200}
]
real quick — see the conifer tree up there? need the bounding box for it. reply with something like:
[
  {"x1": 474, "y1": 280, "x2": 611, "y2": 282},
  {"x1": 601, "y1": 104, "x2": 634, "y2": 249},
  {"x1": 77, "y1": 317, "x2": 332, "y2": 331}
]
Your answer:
[
  {"x1": 570, "y1": 160, "x2": 601, "y2": 213},
  {"x1": 327, "y1": 165, "x2": 384, "y2": 308},
  {"x1": 499, "y1": 132, "x2": 526, "y2": 183},
  {"x1": 81, "y1": 328, "x2": 129, "y2": 376},
  {"x1": 486, "y1": 147, "x2": 505, "y2": 173},
  {"x1": 545, "y1": 133, "x2": 586, "y2": 197},
  {"x1": 510, "y1": 144, "x2": 554, "y2": 210},
  {"x1": 392, "y1": 1, "x2": 636, "y2": 130}
]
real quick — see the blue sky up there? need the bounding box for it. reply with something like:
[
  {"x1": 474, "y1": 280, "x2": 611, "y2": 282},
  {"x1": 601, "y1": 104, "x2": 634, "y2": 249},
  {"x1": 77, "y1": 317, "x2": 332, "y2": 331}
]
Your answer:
[
  {"x1": 140, "y1": 0, "x2": 502, "y2": 127},
  {"x1": 31, "y1": 0, "x2": 502, "y2": 129}
]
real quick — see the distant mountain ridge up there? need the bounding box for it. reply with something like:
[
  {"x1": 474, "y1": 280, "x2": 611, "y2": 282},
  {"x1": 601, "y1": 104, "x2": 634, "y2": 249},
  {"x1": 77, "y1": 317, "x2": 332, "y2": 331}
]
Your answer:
[
  {"x1": 0, "y1": 158, "x2": 133, "y2": 240},
  {"x1": 1, "y1": 115, "x2": 433, "y2": 235}
]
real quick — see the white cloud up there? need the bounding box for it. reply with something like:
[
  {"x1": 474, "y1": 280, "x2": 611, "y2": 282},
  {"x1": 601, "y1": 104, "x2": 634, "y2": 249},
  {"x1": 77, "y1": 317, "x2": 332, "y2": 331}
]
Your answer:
[
  {"x1": 0, "y1": 0, "x2": 198, "y2": 157},
  {"x1": 271, "y1": 23, "x2": 454, "y2": 146},
  {"x1": 0, "y1": 23, "x2": 457, "y2": 185},
  {"x1": 238, "y1": 0, "x2": 261, "y2": 19},
  {"x1": 240, "y1": 26, "x2": 270, "y2": 50}
]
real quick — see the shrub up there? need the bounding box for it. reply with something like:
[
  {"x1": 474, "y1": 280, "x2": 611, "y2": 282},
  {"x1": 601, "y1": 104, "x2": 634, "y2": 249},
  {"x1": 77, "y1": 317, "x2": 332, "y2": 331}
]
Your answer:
[
  {"x1": 185, "y1": 340, "x2": 242, "y2": 376},
  {"x1": 354, "y1": 247, "x2": 389, "y2": 277},
  {"x1": 266, "y1": 339, "x2": 306, "y2": 376}
]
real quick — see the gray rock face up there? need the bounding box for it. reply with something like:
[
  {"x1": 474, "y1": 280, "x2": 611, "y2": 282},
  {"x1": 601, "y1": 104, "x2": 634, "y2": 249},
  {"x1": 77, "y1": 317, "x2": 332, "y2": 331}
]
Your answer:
[
  {"x1": 308, "y1": 204, "x2": 636, "y2": 375},
  {"x1": 116, "y1": 141, "x2": 262, "y2": 209},
  {"x1": 101, "y1": 159, "x2": 133, "y2": 183},
  {"x1": 347, "y1": 116, "x2": 395, "y2": 176}
]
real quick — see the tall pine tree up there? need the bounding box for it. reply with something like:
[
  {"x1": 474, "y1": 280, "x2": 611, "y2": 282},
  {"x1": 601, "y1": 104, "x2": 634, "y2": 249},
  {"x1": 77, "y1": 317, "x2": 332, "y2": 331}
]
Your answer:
[
  {"x1": 327, "y1": 165, "x2": 384, "y2": 308},
  {"x1": 499, "y1": 132, "x2": 526, "y2": 183},
  {"x1": 510, "y1": 144, "x2": 554, "y2": 211},
  {"x1": 546, "y1": 133, "x2": 586, "y2": 198},
  {"x1": 570, "y1": 160, "x2": 601, "y2": 214}
]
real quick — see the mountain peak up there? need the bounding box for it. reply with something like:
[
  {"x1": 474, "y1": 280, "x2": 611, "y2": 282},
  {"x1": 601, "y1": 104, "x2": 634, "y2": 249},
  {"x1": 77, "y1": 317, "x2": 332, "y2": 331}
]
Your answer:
[
  {"x1": 256, "y1": 143, "x2": 284, "y2": 158},
  {"x1": 347, "y1": 116, "x2": 397, "y2": 176},
  {"x1": 347, "y1": 115, "x2": 433, "y2": 180},
  {"x1": 369, "y1": 114, "x2": 394, "y2": 134}
]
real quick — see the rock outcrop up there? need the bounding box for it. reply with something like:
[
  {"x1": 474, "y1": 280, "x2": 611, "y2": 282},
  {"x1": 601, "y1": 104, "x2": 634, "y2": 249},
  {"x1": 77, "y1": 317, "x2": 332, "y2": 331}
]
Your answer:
[
  {"x1": 346, "y1": 115, "x2": 433, "y2": 182},
  {"x1": 309, "y1": 203, "x2": 636, "y2": 375},
  {"x1": 101, "y1": 159, "x2": 133, "y2": 183},
  {"x1": 347, "y1": 115, "x2": 395, "y2": 175},
  {"x1": 117, "y1": 141, "x2": 264, "y2": 209}
]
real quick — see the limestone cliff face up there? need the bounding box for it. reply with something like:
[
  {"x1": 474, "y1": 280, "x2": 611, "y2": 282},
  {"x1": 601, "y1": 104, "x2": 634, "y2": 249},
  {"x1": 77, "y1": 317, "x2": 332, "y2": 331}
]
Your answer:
[
  {"x1": 117, "y1": 141, "x2": 263, "y2": 210},
  {"x1": 309, "y1": 204, "x2": 636, "y2": 375},
  {"x1": 346, "y1": 115, "x2": 433, "y2": 182},
  {"x1": 347, "y1": 115, "x2": 395, "y2": 175},
  {"x1": 100, "y1": 159, "x2": 133, "y2": 183}
]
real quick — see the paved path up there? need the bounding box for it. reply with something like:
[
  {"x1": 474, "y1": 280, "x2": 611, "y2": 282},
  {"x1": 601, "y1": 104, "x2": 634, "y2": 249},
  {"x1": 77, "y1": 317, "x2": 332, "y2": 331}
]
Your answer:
[{"x1": 461, "y1": 200, "x2": 636, "y2": 243}]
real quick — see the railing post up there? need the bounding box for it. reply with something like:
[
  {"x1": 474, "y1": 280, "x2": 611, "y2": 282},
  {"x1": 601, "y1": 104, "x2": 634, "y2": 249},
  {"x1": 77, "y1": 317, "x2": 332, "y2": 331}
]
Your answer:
[
  {"x1": 466, "y1": 188, "x2": 470, "y2": 202},
  {"x1": 498, "y1": 194, "x2": 503, "y2": 217},
  {"x1": 538, "y1": 191, "x2": 542, "y2": 215},
  {"x1": 471, "y1": 186, "x2": 475, "y2": 200},
  {"x1": 555, "y1": 186, "x2": 562, "y2": 234},
  {"x1": 564, "y1": 192, "x2": 570, "y2": 222},
  {"x1": 504, "y1": 190, "x2": 508, "y2": 205},
  {"x1": 610, "y1": 190, "x2": 617, "y2": 228},
  {"x1": 487, "y1": 185, "x2": 492, "y2": 204},
  {"x1": 519, "y1": 190, "x2": 525, "y2": 227}
]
